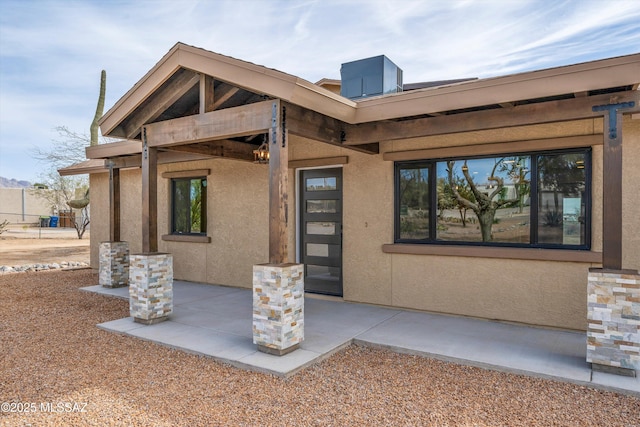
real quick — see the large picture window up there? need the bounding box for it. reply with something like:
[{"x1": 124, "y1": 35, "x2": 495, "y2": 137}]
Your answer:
[
  {"x1": 395, "y1": 148, "x2": 590, "y2": 249},
  {"x1": 171, "y1": 177, "x2": 207, "y2": 235}
]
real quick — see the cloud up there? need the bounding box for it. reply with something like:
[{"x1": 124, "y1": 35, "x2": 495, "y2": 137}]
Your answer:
[{"x1": 0, "y1": 0, "x2": 638, "y2": 182}]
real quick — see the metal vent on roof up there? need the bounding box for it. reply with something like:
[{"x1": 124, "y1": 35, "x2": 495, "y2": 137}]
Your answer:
[{"x1": 340, "y1": 55, "x2": 402, "y2": 100}]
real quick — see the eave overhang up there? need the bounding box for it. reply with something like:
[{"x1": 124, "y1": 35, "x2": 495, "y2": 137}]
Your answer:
[
  {"x1": 99, "y1": 42, "x2": 356, "y2": 137},
  {"x1": 96, "y1": 43, "x2": 640, "y2": 161},
  {"x1": 58, "y1": 159, "x2": 107, "y2": 176},
  {"x1": 353, "y1": 53, "x2": 640, "y2": 123}
]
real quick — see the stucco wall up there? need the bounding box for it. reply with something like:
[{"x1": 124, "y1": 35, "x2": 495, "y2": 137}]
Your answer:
[
  {"x1": 288, "y1": 118, "x2": 635, "y2": 331},
  {"x1": 0, "y1": 188, "x2": 56, "y2": 224},
  {"x1": 89, "y1": 173, "x2": 109, "y2": 267},
  {"x1": 622, "y1": 116, "x2": 640, "y2": 270},
  {"x1": 88, "y1": 116, "x2": 639, "y2": 331},
  {"x1": 90, "y1": 160, "x2": 270, "y2": 288}
]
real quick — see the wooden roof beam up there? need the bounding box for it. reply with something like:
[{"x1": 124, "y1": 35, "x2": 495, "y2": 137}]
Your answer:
[
  {"x1": 144, "y1": 99, "x2": 273, "y2": 147},
  {"x1": 108, "y1": 151, "x2": 214, "y2": 169},
  {"x1": 86, "y1": 139, "x2": 141, "y2": 159},
  {"x1": 285, "y1": 102, "x2": 378, "y2": 154},
  {"x1": 123, "y1": 70, "x2": 200, "y2": 138},
  {"x1": 212, "y1": 85, "x2": 240, "y2": 109},
  {"x1": 343, "y1": 90, "x2": 640, "y2": 145},
  {"x1": 163, "y1": 139, "x2": 255, "y2": 162},
  {"x1": 200, "y1": 74, "x2": 215, "y2": 114}
]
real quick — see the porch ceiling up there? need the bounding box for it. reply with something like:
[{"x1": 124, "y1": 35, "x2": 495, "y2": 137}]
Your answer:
[{"x1": 110, "y1": 67, "x2": 271, "y2": 143}]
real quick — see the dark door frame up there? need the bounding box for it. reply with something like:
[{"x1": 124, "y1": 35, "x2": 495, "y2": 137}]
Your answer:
[{"x1": 296, "y1": 166, "x2": 344, "y2": 296}]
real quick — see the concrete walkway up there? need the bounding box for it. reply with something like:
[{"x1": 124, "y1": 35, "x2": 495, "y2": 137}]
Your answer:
[{"x1": 82, "y1": 281, "x2": 639, "y2": 397}]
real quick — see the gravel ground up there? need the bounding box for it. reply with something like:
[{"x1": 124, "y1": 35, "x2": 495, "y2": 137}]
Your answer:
[{"x1": 1, "y1": 270, "x2": 639, "y2": 426}]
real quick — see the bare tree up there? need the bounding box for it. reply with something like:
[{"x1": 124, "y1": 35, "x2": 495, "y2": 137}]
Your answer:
[
  {"x1": 30, "y1": 127, "x2": 92, "y2": 239},
  {"x1": 0, "y1": 219, "x2": 9, "y2": 235},
  {"x1": 447, "y1": 159, "x2": 521, "y2": 242},
  {"x1": 30, "y1": 71, "x2": 108, "y2": 239}
]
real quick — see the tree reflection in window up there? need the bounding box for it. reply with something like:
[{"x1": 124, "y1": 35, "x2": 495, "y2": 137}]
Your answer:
[
  {"x1": 172, "y1": 177, "x2": 207, "y2": 234},
  {"x1": 394, "y1": 148, "x2": 590, "y2": 249}
]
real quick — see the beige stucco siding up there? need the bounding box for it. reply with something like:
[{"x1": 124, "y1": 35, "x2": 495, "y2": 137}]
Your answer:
[
  {"x1": 89, "y1": 172, "x2": 109, "y2": 267},
  {"x1": 90, "y1": 160, "x2": 270, "y2": 288},
  {"x1": 159, "y1": 160, "x2": 270, "y2": 287},
  {"x1": 341, "y1": 148, "x2": 394, "y2": 306},
  {"x1": 389, "y1": 255, "x2": 591, "y2": 327},
  {"x1": 622, "y1": 116, "x2": 640, "y2": 270}
]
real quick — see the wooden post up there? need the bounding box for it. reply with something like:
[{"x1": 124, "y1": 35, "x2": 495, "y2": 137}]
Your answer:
[
  {"x1": 602, "y1": 110, "x2": 623, "y2": 271},
  {"x1": 268, "y1": 100, "x2": 288, "y2": 264},
  {"x1": 592, "y1": 102, "x2": 635, "y2": 271},
  {"x1": 108, "y1": 162, "x2": 121, "y2": 242},
  {"x1": 141, "y1": 127, "x2": 158, "y2": 253},
  {"x1": 200, "y1": 74, "x2": 215, "y2": 114}
]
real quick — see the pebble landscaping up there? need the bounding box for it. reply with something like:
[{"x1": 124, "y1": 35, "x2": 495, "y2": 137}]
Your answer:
[
  {"x1": 0, "y1": 261, "x2": 89, "y2": 274},
  {"x1": 1, "y1": 269, "x2": 639, "y2": 426}
]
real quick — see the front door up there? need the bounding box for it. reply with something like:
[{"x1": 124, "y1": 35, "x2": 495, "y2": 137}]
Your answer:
[{"x1": 300, "y1": 168, "x2": 343, "y2": 296}]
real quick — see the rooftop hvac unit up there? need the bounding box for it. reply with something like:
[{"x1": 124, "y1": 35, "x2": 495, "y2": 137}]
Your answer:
[{"x1": 340, "y1": 55, "x2": 403, "y2": 100}]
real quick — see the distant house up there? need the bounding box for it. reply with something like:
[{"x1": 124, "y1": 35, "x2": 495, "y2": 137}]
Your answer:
[{"x1": 62, "y1": 43, "x2": 640, "y2": 331}]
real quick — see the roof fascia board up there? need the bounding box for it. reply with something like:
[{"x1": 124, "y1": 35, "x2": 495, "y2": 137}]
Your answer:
[
  {"x1": 58, "y1": 159, "x2": 107, "y2": 176},
  {"x1": 101, "y1": 43, "x2": 357, "y2": 137},
  {"x1": 346, "y1": 90, "x2": 640, "y2": 144},
  {"x1": 354, "y1": 53, "x2": 640, "y2": 123},
  {"x1": 100, "y1": 42, "x2": 184, "y2": 136},
  {"x1": 172, "y1": 44, "x2": 357, "y2": 121},
  {"x1": 86, "y1": 139, "x2": 142, "y2": 159}
]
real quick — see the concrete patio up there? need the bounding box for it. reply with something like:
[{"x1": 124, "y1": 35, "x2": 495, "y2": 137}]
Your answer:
[{"x1": 82, "y1": 281, "x2": 639, "y2": 397}]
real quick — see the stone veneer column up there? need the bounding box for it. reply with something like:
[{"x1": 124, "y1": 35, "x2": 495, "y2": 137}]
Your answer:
[
  {"x1": 253, "y1": 263, "x2": 304, "y2": 355},
  {"x1": 99, "y1": 241, "x2": 130, "y2": 288},
  {"x1": 587, "y1": 269, "x2": 640, "y2": 373},
  {"x1": 129, "y1": 253, "x2": 173, "y2": 325}
]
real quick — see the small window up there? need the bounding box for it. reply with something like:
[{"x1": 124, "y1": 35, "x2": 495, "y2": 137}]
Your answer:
[
  {"x1": 397, "y1": 164, "x2": 430, "y2": 240},
  {"x1": 171, "y1": 177, "x2": 207, "y2": 235},
  {"x1": 394, "y1": 148, "x2": 590, "y2": 249}
]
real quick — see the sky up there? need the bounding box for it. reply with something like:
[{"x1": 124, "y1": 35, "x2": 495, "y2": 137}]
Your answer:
[{"x1": 0, "y1": 0, "x2": 639, "y2": 183}]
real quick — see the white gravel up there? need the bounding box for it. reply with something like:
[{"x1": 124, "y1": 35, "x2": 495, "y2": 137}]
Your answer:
[{"x1": 1, "y1": 270, "x2": 638, "y2": 426}]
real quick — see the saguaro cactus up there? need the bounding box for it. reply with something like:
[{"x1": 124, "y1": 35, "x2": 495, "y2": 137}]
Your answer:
[{"x1": 90, "y1": 70, "x2": 106, "y2": 146}]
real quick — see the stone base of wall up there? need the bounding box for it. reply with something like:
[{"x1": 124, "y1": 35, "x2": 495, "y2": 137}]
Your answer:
[
  {"x1": 587, "y1": 269, "x2": 640, "y2": 373},
  {"x1": 99, "y1": 241, "x2": 129, "y2": 288},
  {"x1": 253, "y1": 263, "x2": 304, "y2": 355},
  {"x1": 129, "y1": 253, "x2": 173, "y2": 325}
]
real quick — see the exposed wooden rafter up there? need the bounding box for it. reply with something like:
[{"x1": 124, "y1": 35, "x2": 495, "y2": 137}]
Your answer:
[
  {"x1": 212, "y1": 85, "x2": 240, "y2": 110},
  {"x1": 123, "y1": 71, "x2": 200, "y2": 138},
  {"x1": 344, "y1": 90, "x2": 640, "y2": 145}
]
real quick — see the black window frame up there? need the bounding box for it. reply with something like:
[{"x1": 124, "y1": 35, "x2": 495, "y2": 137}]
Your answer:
[
  {"x1": 170, "y1": 176, "x2": 207, "y2": 236},
  {"x1": 394, "y1": 148, "x2": 591, "y2": 250}
]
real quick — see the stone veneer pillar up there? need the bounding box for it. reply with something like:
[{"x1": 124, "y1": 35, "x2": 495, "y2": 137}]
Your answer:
[
  {"x1": 129, "y1": 253, "x2": 173, "y2": 325},
  {"x1": 253, "y1": 263, "x2": 304, "y2": 355},
  {"x1": 587, "y1": 269, "x2": 640, "y2": 374},
  {"x1": 99, "y1": 241, "x2": 130, "y2": 288}
]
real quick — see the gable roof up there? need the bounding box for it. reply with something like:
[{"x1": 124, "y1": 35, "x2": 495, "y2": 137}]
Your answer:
[
  {"x1": 100, "y1": 42, "x2": 640, "y2": 141},
  {"x1": 99, "y1": 42, "x2": 355, "y2": 138}
]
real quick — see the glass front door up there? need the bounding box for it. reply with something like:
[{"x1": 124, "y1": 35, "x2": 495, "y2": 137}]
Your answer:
[{"x1": 300, "y1": 168, "x2": 343, "y2": 296}]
